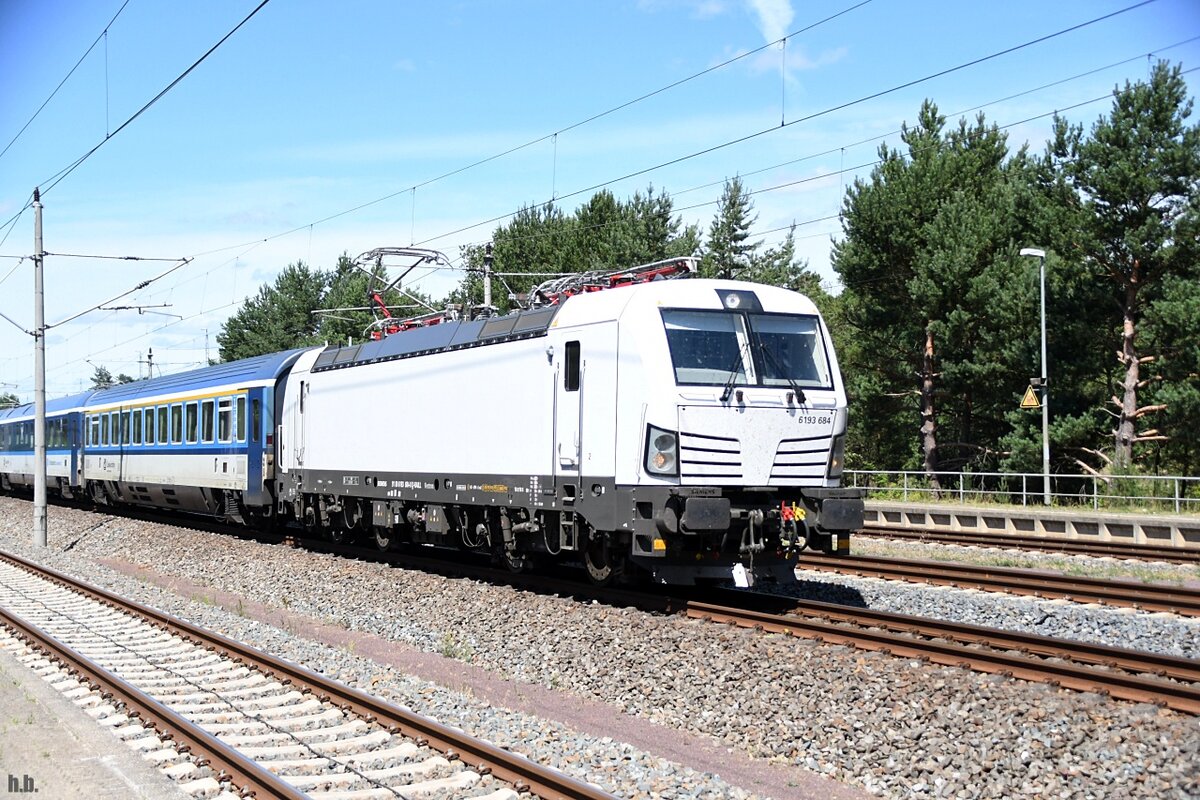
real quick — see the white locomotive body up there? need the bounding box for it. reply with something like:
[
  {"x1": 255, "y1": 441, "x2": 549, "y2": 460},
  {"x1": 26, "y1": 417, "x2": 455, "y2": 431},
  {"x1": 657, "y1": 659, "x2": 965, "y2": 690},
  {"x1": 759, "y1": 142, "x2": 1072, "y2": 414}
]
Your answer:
[{"x1": 279, "y1": 272, "x2": 862, "y2": 585}]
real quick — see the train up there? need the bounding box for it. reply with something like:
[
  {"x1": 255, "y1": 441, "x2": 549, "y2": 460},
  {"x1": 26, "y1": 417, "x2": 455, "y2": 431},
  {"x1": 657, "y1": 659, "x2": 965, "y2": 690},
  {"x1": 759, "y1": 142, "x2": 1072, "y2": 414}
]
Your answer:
[{"x1": 0, "y1": 258, "x2": 863, "y2": 586}]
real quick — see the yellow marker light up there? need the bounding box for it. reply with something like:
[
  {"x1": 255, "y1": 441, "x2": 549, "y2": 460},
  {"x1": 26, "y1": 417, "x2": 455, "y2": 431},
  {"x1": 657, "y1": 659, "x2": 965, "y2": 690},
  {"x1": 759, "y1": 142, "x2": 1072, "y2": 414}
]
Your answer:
[{"x1": 652, "y1": 538, "x2": 666, "y2": 551}]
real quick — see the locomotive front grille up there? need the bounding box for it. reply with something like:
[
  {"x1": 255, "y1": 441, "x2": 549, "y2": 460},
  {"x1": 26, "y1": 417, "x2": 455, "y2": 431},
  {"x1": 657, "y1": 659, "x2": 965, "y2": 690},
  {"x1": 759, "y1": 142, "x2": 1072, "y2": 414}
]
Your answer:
[
  {"x1": 678, "y1": 431, "x2": 743, "y2": 480},
  {"x1": 771, "y1": 434, "x2": 831, "y2": 480}
]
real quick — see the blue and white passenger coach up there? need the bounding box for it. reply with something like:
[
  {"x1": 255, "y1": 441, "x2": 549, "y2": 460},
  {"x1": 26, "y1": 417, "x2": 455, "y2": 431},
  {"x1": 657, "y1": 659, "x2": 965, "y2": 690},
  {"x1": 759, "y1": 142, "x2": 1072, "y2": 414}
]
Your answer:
[
  {"x1": 0, "y1": 392, "x2": 88, "y2": 497},
  {"x1": 78, "y1": 350, "x2": 304, "y2": 519}
]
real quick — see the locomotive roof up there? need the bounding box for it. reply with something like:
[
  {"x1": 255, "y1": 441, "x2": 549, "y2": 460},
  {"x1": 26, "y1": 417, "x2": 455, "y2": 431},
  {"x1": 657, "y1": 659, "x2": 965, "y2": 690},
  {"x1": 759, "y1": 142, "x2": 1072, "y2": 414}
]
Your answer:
[
  {"x1": 310, "y1": 304, "x2": 562, "y2": 373},
  {"x1": 83, "y1": 347, "x2": 311, "y2": 407},
  {"x1": 308, "y1": 277, "x2": 824, "y2": 374}
]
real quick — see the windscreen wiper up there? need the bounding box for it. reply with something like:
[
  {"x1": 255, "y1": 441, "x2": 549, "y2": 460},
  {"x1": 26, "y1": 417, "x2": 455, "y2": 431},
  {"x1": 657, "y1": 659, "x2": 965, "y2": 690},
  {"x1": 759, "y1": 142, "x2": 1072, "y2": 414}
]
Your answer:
[
  {"x1": 719, "y1": 342, "x2": 749, "y2": 403},
  {"x1": 757, "y1": 342, "x2": 807, "y2": 405}
]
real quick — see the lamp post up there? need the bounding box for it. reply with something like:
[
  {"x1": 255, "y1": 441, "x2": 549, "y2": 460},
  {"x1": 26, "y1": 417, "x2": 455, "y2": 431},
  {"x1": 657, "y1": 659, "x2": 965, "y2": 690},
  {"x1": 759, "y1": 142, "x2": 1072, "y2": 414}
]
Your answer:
[{"x1": 1020, "y1": 247, "x2": 1050, "y2": 506}]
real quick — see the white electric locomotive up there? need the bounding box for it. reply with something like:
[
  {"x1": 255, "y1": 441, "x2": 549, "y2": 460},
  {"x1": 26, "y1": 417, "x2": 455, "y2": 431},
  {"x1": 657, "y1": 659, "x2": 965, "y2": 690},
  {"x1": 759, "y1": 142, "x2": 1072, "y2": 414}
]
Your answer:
[
  {"x1": 278, "y1": 258, "x2": 863, "y2": 585},
  {"x1": 0, "y1": 257, "x2": 862, "y2": 586}
]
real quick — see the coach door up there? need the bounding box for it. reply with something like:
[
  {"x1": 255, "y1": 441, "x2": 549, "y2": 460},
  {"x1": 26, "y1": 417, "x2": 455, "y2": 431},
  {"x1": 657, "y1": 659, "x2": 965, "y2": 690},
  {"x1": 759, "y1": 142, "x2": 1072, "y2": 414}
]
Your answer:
[{"x1": 554, "y1": 340, "x2": 582, "y2": 489}]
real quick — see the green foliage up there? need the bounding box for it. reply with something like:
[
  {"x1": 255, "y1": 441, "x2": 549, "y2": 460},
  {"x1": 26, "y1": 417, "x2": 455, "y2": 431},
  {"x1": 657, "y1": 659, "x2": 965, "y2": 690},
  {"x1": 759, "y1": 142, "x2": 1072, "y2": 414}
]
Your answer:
[
  {"x1": 834, "y1": 102, "x2": 1039, "y2": 476},
  {"x1": 699, "y1": 177, "x2": 758, "y2": 279},
  {"x1": 1049, "y1": 61, "x2": 1200, "y2": 471},
  {"x1": 832, "y1": 61, "x2": 1199, "y2": 479},
  {"x1": 217, "y1": 261, "x2": 328, "y2": 361},
  {"x1": 0, "y1": 392, "x2": 19, "y2": 408},
  {"x1": 454, "y1": 185, "x2": 699, "y2": 311},
  {"x1": 89, "y1": 365, "x2": 135, "y2": 389}
]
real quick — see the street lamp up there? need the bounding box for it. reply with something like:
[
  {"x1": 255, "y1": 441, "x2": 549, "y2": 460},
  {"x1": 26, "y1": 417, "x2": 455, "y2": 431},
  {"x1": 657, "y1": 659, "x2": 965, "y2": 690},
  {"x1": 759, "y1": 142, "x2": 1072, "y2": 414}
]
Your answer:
[{"x1": 1020, "y1": 247, "x2": 1050, "y2": 506}]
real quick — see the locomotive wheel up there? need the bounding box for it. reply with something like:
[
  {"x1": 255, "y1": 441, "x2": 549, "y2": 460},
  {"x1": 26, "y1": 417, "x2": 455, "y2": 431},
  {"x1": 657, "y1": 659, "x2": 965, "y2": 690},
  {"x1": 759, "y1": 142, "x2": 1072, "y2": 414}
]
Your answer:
[
  {"x1": 584, "y1": 532, "x2": 621, "y2": 586},
  {"x1": 373, "y1": 525, "x2": 393, "y2": 552},
  {"x1": 501, "y1": 549, "x2": 530, "y2": 573}
]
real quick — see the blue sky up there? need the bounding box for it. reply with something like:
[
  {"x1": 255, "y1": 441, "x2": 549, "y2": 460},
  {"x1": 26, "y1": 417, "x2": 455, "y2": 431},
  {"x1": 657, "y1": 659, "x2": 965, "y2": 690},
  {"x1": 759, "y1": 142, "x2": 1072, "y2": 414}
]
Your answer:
[{"x1": 0, "y1": 0, "x2": 1197, "y2": 398}]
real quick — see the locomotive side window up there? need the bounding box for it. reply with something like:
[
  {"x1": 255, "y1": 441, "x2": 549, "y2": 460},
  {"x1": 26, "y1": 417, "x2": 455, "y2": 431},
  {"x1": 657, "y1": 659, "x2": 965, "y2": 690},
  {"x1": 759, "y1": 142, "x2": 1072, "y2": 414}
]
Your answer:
[
  {"x1": 218, "y1": 398, "x2": 232, "y2": 442},
  {"x1": 235, "y1": 396, "x2": 246, "y2": 442},
  {"x1": 158, "y1": 406, "x2": 169, "y2": 444},
  {"x1": 185, "y1": 402, "x2": 198, "y2": 444},
  {"x1": 565, "y1": 341, "x2": 580, "y2": 392},
  {"x1": 201, "y1": 399, "x2": 215, "y2": 443}
]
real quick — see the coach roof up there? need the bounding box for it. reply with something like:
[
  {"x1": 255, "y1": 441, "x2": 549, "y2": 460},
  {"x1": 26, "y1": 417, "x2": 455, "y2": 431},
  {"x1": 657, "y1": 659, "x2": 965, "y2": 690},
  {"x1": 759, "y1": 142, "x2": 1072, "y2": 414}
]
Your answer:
[{"x1": 84, "y1": 347, "x2": 312, "y2": 407}]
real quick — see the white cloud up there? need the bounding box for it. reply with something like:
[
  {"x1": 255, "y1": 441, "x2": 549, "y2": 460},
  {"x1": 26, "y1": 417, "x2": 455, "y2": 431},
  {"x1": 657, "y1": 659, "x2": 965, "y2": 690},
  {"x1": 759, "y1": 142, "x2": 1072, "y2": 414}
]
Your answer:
[{"x1": 745, "y1": 0, "x2": 793, "y2": 44}]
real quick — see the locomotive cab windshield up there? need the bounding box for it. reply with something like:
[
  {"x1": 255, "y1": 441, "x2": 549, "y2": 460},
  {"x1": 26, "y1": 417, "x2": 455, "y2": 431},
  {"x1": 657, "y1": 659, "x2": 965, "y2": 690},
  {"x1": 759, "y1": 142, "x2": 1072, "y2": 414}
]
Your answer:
[{"x1": 661, "y1": 308, "x2": 833, "y2": 392}]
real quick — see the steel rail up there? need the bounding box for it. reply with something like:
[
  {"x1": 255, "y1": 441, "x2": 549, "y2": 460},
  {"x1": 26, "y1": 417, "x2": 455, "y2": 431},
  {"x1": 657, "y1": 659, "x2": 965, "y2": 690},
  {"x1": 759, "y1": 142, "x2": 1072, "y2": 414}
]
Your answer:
[
  {"x1": 0, "y1": 605, "x2": 309, "y2": 800},
  {"x1": 706, "y1": 589, "x2": 1200, "y2": 684},
  {"x1": 682, "y1": 600, "x2": 1200, "y2": 714},
  {"x1": 861, "y1": 525, "x2": 1200, "y2": 564},
  {"x1": 0, "y1": 550, "x2": 615, "y2": 800},
  {"x1": 795, "y1": 553, "x2": 1200, "y2": 616}
]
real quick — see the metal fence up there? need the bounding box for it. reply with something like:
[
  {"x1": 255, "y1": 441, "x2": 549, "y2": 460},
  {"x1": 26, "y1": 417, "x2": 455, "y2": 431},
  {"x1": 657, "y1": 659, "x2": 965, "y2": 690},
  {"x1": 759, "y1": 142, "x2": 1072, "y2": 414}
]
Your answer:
[{"x1": 845, "y1": 469, "x2": 1200, "y2": 514}]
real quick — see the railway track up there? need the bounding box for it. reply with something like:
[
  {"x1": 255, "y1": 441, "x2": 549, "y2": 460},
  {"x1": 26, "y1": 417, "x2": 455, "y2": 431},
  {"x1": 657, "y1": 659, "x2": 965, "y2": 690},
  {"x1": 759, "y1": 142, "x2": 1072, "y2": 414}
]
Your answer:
[
  {"x1": 696, "y1": 588, "x2": 1200, "y2": 714},
  {"x1": 242, "y1": 540, "x2": 1200, "y2": 714},
  {"x1": 0, "y1": 549, "x2": 613, "y2": 800},
  {"x1": 795, "y1": 552, "x2": 1200, "y2": 616},
  {"x1": 8, "y1": 499, "x2": 1200, "y2": 717},
  {"x1": 860, "y1": 525, "x2": 1200, "y2": 564}
]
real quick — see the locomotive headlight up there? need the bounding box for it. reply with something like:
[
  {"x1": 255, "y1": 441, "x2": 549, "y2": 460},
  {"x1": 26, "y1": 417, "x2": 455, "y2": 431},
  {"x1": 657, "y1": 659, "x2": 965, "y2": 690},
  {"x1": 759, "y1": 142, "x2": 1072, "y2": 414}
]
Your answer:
[
  {"x1": 826, "y1": 434, "x2": 846, "y2": 480},
  {"x1": 644, "y1": 425, "x2": 679, "y2": 477}
]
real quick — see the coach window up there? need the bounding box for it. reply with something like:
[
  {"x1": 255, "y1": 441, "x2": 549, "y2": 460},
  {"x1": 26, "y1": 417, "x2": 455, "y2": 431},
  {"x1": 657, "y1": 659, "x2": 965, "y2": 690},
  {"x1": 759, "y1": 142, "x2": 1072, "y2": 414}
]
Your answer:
[
  {"x1": 251, "y1": 399, "x2": 261, "y2": 443},
  {"x1": 143, "y1": 408, "x2": 153, "y2": 446},
  {"x1": 201, "y1": 399, "x2": 215, "y2": 443},
  {"x1": 158, "y1": 406, "x2": 169, "y2": 444},
  {"x1": 89, "y1": 415, "x2": 98, "y2": 446},
  {"x1": 171, "y1": 403, "x2": 183, "y2": 444},
  {"x1": 185, "y1": 402, "x2": 198, "y2": 444},
  {"x1": 101, "y1": 413, "x2": 110, "y2": 446},
  {"x1": 218, "y1": 398, "x2": 232, "y2": 443},
  {"x1": 565, "y1": 341, "x2": 580, "y2": 392},
  {"x1": 121, "y1": 411, "x2": 131, "y2": 445},
  {"x1": 235, "y1": 396, "x2": 246, "y2": 442},
  {"x1": 132, "y1": 408, "x2": 142, "y2": 445}
]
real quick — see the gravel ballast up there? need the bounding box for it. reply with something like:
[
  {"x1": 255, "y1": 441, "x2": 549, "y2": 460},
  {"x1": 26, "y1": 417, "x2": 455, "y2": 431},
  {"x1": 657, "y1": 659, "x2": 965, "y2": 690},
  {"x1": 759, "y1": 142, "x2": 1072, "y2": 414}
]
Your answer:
[{"x1": 1, "y1": 496, "x2": 1197, "y2": 799}]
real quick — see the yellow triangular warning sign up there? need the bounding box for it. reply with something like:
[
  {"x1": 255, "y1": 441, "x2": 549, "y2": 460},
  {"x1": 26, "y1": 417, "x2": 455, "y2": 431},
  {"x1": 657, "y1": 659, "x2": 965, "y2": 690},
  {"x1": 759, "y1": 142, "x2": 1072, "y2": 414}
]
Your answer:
[{"x1": 1020, "y1": 385, "x2": 1041, "y2": 409}]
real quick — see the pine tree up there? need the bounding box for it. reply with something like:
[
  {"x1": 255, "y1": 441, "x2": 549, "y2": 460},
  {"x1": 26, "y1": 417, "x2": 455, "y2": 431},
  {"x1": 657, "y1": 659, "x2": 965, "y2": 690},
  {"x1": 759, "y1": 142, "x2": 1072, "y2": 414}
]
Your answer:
[
  {"x1": 1049, "y1": 61, "x2": 1200, "y2": 470},
  {"x1": 217, "y1": 261, "x2": 328, "y2": 361},
  {"x1": 700, "y1": 177, "x2": 758, "y2": 279},
  {"x1": 834, "y1": 102, "x2": 1040, "y2": 481}
]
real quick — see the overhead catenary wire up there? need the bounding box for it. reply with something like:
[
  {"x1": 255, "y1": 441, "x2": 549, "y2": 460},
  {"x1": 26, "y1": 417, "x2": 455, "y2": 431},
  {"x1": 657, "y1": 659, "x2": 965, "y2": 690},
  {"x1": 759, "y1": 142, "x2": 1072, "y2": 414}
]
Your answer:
[
  {"x1": 36, "y1": 0, "x2": 273, "y2": 198},
  {"x1": 414, "y1": 0, "x2": 1166, "y2": 249},
  {"x1": 0, "y1": 0, "x2": 273, "y2": 238},
  {"x1": 0, "y1": 0, "x2": 133, "y2": 164},
  {"x1": 2, "y1": 4, "x2": 1188, "y2": 393}
]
